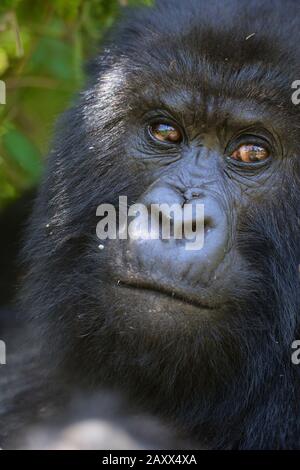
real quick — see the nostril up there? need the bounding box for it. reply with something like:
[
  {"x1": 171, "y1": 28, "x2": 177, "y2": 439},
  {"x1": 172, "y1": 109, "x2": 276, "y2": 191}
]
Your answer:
[
  {"x1": 183, "y1": 188, "x2": 204, "y2": 201},
  {"x1": 204, "y1": 216, "x2": 214, "y2": 234},
  {"x1": 189, "y1": 217, "x2": 213, "y2": 240}
]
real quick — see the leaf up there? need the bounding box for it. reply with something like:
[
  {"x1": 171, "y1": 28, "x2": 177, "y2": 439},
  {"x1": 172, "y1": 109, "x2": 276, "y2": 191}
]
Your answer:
[
  {"x1": 0, "y1": 48, "x2": 9, "y2": 75},
  {"x1": 28, "y1": 35, "x2": 75, "y2": 80},
  {"x1": 2, "y1": 128, "x2": 42, "y2": 182}
]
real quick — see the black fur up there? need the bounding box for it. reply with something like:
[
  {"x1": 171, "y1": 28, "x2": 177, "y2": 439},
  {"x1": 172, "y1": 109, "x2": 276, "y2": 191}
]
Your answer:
[{"x1": 1, "y1": 0, "x2": 300, "y2": 449}]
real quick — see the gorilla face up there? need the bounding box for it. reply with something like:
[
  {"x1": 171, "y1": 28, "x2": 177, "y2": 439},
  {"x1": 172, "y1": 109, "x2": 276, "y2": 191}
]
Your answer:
[
  {"x1": 21, "y1": 0, "x2": 300, "y2": 448},
  {"x1": 104, "y1": 89, "x2": 280, "y2": 318},
  {"x1": 90, "y1": 7, "x2": 298, "y2": 345}
]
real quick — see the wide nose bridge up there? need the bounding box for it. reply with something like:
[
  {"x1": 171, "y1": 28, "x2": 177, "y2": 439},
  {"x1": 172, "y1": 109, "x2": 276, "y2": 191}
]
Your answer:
[{"x1": 164, "y1": 147, "x2": 220, "y2": 193}]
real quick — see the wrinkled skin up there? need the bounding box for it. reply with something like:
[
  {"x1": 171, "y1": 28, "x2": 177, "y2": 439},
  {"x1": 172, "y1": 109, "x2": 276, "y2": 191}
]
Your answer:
[{"x1": 2, "y1": 0, "x2": 300, "y2": 449}]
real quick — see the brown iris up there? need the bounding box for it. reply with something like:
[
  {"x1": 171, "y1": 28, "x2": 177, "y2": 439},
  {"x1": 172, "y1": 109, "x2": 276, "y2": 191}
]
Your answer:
[
  {"x1": 230, "y1": 144, "x2": 270, "y2": 163},
  {"x1": 149, "y1": 123, "x2": 183, "y2": 144}
]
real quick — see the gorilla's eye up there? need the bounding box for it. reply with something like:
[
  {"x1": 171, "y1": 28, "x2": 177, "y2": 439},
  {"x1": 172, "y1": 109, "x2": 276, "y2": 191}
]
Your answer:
[
  {"x1": 230, "y1": 144, "x2": 270, "y2": 164},
  {"x1": 149, "y1": 123, "x2": 183, "y2": 144}
]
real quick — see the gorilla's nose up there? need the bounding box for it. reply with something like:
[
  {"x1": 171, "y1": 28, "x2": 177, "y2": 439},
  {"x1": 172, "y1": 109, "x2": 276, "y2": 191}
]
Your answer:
[
  {"x1": 126, "y1": 185, "x2": 229, "y2": 284},
  {"x1": 155, "y1": 195, "x2": 208, "y2": 251}
]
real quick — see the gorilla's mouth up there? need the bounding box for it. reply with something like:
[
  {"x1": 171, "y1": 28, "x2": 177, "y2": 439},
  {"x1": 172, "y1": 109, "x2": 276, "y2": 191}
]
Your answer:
[{"x1": 117, "y1": 278, "x2": 217, "y2": 311}]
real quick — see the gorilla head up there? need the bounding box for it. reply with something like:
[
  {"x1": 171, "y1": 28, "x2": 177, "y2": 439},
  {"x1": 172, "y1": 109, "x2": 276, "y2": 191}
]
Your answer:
[{"x1": 21, "y1": 0, "x2": 300, "y2": 449}]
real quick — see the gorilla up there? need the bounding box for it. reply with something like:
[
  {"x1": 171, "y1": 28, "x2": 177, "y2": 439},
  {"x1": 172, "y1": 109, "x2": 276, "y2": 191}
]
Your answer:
[{"x1": 1, "y1": 0, "x2": 300, "y2": 450}]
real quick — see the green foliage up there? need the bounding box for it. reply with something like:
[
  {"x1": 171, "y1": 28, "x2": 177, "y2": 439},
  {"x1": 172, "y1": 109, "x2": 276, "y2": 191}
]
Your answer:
[{"x1": 0, "y1": 0, "x2": 151, "y2": 209}]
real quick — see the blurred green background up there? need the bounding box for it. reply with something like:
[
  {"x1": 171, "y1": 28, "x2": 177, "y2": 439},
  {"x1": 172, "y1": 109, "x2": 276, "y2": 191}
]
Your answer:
[{"x1": 0, "y1": 0, "x2": 150, "y2": 209}]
